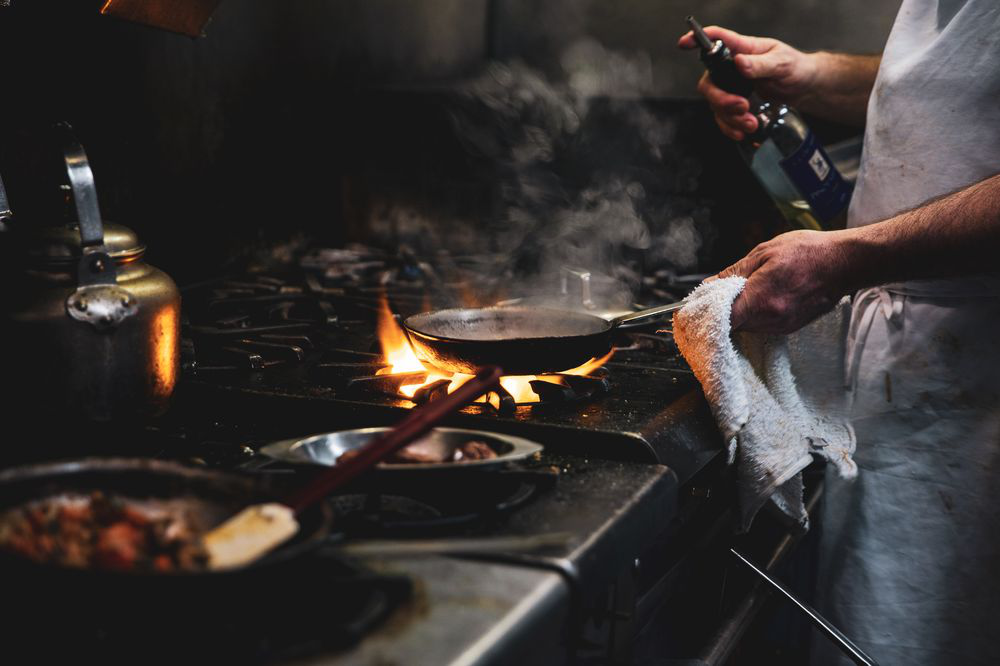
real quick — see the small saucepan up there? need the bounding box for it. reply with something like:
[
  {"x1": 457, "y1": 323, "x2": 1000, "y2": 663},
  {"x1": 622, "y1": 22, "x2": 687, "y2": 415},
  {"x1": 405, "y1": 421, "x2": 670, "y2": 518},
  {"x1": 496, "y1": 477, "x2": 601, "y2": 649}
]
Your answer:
[{"x1": 402, "y1": 302, "x2": 685, "y2": 375}]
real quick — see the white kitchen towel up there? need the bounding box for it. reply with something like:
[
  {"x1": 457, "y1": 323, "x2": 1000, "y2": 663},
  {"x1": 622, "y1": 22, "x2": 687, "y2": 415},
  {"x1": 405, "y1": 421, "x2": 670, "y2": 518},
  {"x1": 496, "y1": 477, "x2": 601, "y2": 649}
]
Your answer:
[{"x1": 673, "y1": 277, "x2": 857, "y2": 532}]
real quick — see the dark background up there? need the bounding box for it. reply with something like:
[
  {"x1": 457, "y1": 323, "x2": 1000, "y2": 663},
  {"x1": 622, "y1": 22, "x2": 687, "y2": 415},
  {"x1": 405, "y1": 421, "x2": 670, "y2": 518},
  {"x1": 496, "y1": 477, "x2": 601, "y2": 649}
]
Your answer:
[{"x1": 0, "y1": 0, "x2": 899, "y2": 282}]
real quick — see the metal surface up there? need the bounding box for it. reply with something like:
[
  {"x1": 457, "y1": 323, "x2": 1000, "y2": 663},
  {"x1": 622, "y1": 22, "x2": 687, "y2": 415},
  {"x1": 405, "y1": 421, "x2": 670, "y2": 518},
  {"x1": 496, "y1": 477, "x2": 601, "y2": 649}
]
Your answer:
[
  {"x1": 65, "y1": 284, "x2": 140, "y2": 330},
  {"x1": 25, "y1": 222, "x2": 146, "y2": 268},
  {"x1": 698, "y1": 481, "x2": 822, "y2": 665},
  {"x1": 0, "y1": 170, "x2": 11, "y2": 232},
  {"x1": 288, "y1": 557, "x2": 570, "y2": 666},
  {"x1": 261, "y1": 427, "x2": 544, "y2": 472},
  {"x1": 612, "y1": 301, "x2": 687, "y2": 326},
  {"x1": 730, "y1": 548, "x2": 879, "y2": 666},
  {"x1": 58, "y1": 123, "x2": 108, "y2": 256},
  {"x1": 1, "y1": 125, "x2": 181, "y2": 422},
  {"x1": 403, "y1": 302, "x2": 684, "y2": 375},
  {"x1": 335, "y1": 533, "x2": 573, "y2": 558},
  {"x1": 58, "y1": 123, "x2": 134, "y2": 332}
]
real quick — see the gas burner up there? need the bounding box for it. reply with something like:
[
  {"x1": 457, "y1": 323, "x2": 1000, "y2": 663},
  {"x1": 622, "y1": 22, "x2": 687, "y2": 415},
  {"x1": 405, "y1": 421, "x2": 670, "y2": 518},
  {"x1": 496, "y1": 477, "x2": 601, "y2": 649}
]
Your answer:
[
  {"x1": 615, "y1": 330, "x2": 678, "y2": 355},
  {"x1": 344, "y1": 367, "x2": 611, "y2": 416},
  {"x1": 328, "y1": 467, "x2": 558, "y2": 536},
  {"x1": 182, "y1": 275, "x2": 337, "y2": 371}
]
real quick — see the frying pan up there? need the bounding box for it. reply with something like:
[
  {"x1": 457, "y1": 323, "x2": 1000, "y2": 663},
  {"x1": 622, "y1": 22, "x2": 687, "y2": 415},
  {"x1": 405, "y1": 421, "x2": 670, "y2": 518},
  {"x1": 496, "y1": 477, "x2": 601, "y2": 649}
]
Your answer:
[
  {"x1": 0, "y1": 459, "x2": 416, "y2": 663},
  {"x1": 402, "y1": 301, "x2": 685, "y2": 375},
  {"x1": 0, "y1": 458, "x2": 333, "y2": 578}
]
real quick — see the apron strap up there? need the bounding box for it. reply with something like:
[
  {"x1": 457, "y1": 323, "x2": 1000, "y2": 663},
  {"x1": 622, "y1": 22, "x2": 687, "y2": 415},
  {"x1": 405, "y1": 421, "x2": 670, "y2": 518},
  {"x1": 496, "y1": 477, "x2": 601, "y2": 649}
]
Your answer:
[{"x1": 845, "y1": 287, "x2": 905, "y2": 395}]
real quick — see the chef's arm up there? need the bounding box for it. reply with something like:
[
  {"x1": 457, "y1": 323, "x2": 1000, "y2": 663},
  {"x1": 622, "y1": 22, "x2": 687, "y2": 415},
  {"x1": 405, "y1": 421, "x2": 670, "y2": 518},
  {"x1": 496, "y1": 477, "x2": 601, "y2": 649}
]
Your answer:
[
  {"x1": 840, "y1": 174, "x2": 1000, "y2": 289},
  {"x1": 714, "y1": 173, "x2": 1000, "y2": 333},
  {"x1": 678, "y1": 26, "x2": 880, "y2": 139}
]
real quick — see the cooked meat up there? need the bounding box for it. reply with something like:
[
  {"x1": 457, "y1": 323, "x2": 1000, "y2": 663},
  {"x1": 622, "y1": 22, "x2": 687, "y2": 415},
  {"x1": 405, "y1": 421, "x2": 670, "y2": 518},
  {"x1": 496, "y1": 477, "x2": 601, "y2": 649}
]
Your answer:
[
  {"x1": 454, "y1": 440, "x2": 498, "y2": 461},
  {"x1": 389, "y1": 446, "x2": 447, "y2": 464},
  {"x1": 0, "y1": 491, "x2": 209, "y2": 572},
  {"x1": 334, "y1": 447, "x2": 363, "y2": 465},
  {"x1": 337, "y1": 437, "x2": 499, "y2": 465}
]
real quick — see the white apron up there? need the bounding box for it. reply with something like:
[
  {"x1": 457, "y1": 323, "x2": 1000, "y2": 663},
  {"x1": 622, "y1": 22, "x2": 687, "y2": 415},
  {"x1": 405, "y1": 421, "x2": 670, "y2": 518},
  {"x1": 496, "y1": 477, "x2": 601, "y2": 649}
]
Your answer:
[{"x1": 813, "y1": 1, "x2": 1000, "y2": 664}]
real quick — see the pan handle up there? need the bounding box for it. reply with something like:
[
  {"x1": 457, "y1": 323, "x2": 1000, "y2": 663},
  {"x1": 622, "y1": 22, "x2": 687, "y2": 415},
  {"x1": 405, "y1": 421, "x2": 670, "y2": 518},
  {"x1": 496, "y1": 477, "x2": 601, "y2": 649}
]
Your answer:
[{"x1": 610, "y1": 300, "x2": 687, "y2": 328}]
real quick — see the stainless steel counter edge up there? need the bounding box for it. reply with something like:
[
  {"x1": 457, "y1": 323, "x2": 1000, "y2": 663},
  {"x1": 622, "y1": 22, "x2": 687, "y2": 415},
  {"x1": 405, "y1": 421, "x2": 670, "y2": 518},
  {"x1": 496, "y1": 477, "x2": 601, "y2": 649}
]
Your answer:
[{"x1": 288, "y1": 556, "x2": 570, "y2": 666}]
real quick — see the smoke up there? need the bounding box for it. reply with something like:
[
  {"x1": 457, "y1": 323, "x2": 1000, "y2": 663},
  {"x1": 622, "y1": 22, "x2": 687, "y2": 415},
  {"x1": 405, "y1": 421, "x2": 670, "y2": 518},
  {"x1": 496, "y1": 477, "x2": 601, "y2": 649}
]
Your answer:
[{"x1": 447, "y1": 40, "x2": 705, "y2": 308}]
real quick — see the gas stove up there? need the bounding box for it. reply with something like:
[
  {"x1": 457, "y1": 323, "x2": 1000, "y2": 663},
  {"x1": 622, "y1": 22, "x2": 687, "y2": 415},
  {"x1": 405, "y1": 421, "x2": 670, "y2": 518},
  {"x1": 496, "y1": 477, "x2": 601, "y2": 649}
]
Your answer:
[
  {"x1": 178, "y1": 246, "x2": 722, "y2": 482},
  {"x1": 110, "y1": 244, "x2": 738, "y2": 665},
  {"x1": 0, "y1": 240, "x2": 820, "y2": 665}
]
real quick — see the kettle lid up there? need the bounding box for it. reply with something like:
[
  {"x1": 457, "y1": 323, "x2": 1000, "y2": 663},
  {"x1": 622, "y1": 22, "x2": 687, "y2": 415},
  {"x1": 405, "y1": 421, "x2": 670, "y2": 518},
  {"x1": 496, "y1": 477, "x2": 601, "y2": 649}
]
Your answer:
[{"x1": 19, "y1": 221, "x2": 146, "y2": 268}]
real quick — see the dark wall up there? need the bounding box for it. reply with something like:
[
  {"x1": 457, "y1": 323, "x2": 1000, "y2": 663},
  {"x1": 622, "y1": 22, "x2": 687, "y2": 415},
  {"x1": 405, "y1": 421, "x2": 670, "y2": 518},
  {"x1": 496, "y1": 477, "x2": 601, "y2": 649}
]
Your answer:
[
  {"x1": 493, "y1": 0, "x2": 901, "y2": 97},
  {"x1": 0, "y1": 1, "x2": 898, "y2": 282},
  {"x1": 0, "y1": 1, "x2": 490, "y2": 282}
]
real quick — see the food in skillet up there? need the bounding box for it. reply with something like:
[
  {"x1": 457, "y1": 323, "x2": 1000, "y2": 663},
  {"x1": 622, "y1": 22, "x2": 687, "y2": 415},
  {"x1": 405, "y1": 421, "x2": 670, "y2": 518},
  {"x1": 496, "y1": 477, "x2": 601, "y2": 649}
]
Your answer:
[
  {"x1": 0, "y1": 491, "x2": 209, "y2": 572},
  {"x1": 337, "y1": 437, "x2": 499, "y2": 465}
]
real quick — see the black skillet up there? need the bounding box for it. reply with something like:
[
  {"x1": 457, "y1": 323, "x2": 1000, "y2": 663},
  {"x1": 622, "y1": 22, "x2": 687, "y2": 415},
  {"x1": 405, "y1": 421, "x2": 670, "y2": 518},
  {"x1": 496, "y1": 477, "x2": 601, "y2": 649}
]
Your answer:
[
  {"x1": 0, "y1": 459, "x2": 381, "y2": 662},
  {"x1": 402, "y1": 302, "x2": 685, "y2": 375},
  {"x1": 0, "y1": 458, "x2": 333, "y2": 579}
]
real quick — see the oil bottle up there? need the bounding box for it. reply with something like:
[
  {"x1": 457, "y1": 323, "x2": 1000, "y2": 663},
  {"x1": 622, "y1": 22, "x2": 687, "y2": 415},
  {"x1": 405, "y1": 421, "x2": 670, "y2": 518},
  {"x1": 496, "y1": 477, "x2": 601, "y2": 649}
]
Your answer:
[{"x1": 687, "y1": 16, "x2": 852, "y2": 230}]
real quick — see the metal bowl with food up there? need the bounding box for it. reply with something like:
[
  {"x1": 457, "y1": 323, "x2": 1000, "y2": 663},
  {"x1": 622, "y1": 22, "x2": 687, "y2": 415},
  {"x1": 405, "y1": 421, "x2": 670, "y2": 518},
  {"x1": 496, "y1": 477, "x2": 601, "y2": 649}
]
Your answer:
[{"x1": 260, "y1": 427, "x2": 543, "y2": 471}]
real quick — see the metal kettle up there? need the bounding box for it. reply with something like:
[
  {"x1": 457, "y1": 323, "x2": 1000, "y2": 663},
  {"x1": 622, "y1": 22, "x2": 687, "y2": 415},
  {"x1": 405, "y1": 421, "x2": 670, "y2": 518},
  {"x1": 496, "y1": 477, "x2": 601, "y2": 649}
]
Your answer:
[{"x1": 1, "y1": 124, "x2": 180, "y2": 423}]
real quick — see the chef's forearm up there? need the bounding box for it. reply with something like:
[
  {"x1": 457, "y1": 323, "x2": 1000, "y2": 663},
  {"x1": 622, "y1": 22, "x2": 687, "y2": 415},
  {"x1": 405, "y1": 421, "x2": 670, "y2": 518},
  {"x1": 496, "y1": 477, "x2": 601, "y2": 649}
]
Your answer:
[
  {"x1": 798, "y1": 53, "x2": 881, "y2": 126},
  {"x1": 836, "y1": 173, "x2": 1000, "y2": 289}
]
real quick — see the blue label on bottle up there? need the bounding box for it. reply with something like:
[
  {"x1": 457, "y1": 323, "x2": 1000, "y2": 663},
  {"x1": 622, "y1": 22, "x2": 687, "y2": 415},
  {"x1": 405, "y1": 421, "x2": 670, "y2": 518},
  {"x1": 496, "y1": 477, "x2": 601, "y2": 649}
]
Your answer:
[{"x1": 778, "y1": 130, "x2": 852, "y2": 224}]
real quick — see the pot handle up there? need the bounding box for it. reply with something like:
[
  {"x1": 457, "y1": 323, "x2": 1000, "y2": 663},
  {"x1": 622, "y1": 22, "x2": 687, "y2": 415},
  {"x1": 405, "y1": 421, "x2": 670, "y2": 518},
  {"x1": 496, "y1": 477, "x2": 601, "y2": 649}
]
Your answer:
[
  {"x1": 0, "y1": 171, "x2": 12, "y2": 233},
  {"x1": 57, "y1": 122, "x2": 115, "y2": 286},
  {"x1": 57, "y1": 122, "x2": 138, "y2": 330},
  {"x1": 610, "y1": 300, "x2": 687, "y2": 328}
]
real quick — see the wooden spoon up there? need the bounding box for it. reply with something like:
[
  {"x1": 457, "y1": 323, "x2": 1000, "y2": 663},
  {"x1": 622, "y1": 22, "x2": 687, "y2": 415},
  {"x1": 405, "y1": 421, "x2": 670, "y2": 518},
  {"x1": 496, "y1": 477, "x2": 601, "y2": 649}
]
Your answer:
[{"x1": 203, "y1": 366, "x2": 503, "y2": 570}]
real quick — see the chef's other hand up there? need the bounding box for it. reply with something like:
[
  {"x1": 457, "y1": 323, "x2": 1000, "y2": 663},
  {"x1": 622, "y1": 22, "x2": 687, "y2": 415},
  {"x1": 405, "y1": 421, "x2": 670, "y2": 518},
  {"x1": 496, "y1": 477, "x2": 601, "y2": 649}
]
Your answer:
[
  {"x1": 710, "y1": 230, "x2": 849, "y2": 334},
  {"x1": 677, "y1": 26, "x2": 818, "y2": 141}
]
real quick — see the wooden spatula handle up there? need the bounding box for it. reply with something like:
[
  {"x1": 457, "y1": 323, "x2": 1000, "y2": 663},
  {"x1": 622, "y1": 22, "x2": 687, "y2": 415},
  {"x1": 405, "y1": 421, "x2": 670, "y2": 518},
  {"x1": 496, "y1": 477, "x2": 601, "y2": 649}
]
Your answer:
[{"x1": 285, "y1": 366, "x2": 503, "y2": 513}]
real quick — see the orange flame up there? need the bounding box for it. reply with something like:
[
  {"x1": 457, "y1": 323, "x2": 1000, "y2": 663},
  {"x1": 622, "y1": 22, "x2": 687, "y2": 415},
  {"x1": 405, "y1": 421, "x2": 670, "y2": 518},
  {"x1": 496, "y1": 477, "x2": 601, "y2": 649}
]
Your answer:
[
  {"x1": 376, "y1": 296, "x2": 426, "y2": 375},
  {"x1": 375, "y1": 296, "x2": 613, "y2": 404},
  {"x1": 565, "y1": 350, "x2": 614, "y2": 376}
]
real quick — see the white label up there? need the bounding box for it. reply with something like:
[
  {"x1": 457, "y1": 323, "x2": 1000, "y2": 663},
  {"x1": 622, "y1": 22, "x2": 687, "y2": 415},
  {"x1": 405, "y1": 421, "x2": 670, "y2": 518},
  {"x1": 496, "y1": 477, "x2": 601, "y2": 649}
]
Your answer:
[{"x1": 808, "y1": 150, "x2": 830, "y2": 181}]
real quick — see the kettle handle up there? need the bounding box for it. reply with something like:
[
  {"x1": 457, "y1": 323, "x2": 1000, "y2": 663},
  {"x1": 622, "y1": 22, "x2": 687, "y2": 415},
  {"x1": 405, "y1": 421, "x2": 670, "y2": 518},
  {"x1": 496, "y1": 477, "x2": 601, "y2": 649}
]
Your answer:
[
  {"x1": 57, "y1": 123, "x2": 138, "y2": 330},
  {"x1": 0, "y1": 171, "x2": 11, "y2": 232},
  {"x1": 55, "y1": 122, "x2": 117, "y2": 288}
]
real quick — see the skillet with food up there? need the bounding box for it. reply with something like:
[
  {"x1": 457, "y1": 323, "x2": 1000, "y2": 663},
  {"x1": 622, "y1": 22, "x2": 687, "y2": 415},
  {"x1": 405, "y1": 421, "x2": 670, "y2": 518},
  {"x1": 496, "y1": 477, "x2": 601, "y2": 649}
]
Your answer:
[
  {"x1": 0, "y1": 458, "x2": 332, "y2": 578},
  {"x1": 402, "y1": 301, "x2": 685, "y2": 375},
  {"x1": 0, "y1": 459, "x2": 419, "y2": 663}
]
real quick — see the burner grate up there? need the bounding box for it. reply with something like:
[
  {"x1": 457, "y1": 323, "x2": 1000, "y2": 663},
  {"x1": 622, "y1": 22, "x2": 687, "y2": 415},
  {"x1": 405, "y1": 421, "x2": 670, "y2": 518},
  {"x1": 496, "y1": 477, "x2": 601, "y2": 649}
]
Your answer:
[{"x1": 341, "y1": 367, "x2": 612, "y2": 415}]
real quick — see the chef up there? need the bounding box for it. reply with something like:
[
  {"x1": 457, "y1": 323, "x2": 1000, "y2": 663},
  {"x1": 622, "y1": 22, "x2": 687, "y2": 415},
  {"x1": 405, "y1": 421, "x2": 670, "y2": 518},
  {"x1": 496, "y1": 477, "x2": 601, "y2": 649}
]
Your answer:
[{"x1": 679, "y1": 1, "x2": 1000, "y2": 664}]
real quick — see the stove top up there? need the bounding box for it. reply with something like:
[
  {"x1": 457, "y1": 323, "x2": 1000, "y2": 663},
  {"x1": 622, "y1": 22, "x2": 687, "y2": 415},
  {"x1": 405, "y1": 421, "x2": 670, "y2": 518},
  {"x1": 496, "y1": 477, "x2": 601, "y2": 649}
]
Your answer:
[
  {"x1": 179, "y1": 246, "x2": 722, "y2": 483},
  {"x1": 4, "y1": 245, "x2": 728, "y2": 666}
]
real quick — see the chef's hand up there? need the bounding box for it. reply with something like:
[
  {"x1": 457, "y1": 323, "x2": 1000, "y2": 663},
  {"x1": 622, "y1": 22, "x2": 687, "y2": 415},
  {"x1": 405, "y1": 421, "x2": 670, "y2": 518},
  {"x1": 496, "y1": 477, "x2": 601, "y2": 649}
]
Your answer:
[
  {"x1": 710, "y1": 230, "x2": 851, "y2": 334},
  {"x1": 677, "y1": 26, "x2": 819, "y2": 141}
]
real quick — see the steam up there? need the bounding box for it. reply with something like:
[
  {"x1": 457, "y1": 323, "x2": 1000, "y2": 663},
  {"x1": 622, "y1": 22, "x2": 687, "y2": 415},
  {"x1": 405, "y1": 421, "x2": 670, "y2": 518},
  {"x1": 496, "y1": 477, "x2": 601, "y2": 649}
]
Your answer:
[{"x1": 447, "y1": 39, "x2": 704, "y2": 309}]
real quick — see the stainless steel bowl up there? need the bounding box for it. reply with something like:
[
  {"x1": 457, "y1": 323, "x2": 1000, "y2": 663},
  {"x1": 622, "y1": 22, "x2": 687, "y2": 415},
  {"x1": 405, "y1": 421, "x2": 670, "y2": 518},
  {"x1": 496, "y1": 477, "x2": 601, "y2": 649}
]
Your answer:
[{"x1": 260, "y1": 427, "x2": 543, "y2": 471}]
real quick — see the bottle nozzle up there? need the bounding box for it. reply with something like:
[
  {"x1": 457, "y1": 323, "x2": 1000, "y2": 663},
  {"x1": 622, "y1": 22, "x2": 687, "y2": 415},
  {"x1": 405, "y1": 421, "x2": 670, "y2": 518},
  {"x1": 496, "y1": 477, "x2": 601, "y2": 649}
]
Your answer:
[
  {"x1": 684, "y1": 14, "x2": 756, "y2": 103},
  {"x1": 686, "y1": 16, "x2": 715, "y2": 52}
]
